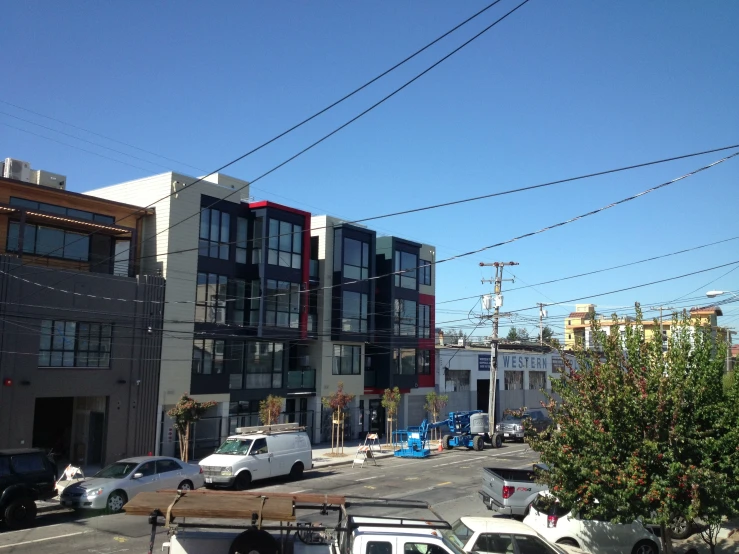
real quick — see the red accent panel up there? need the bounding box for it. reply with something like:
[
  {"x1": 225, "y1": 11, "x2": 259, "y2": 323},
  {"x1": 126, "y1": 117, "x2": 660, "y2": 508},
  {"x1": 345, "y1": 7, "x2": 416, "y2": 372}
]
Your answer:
[
  {"x1": 248, "y1": 200, "x2": 311, "y2": 218},
  {"x1": 418, "y1": 293, "x2": 436, "y2": 388}
]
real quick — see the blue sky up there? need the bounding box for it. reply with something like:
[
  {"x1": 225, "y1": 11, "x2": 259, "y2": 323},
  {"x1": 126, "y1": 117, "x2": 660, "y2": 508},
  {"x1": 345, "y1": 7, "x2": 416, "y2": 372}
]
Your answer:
[{"x1": 2, "y1": 1, "x2": 738, "y2": 340}]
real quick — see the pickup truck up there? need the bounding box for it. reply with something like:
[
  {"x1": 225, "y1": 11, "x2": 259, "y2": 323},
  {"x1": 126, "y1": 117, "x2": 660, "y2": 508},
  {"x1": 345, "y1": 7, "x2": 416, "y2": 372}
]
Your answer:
[
  {"x1": 123, "y1": 489, "x2": 468, "y2": 554},
  {"x1": 478, "y1": 464, "x2": 549, "y2": 517}
]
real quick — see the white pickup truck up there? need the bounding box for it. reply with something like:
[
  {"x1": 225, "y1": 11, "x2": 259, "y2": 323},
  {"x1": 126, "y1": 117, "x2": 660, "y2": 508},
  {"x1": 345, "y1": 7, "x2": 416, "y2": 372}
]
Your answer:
[{"x1": 124, "y1": 490, "x2": 468, "y2": 554}]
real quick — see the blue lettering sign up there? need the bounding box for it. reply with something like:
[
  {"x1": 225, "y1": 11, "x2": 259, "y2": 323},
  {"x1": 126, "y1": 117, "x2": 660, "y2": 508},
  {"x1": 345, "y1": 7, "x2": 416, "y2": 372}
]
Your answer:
[{"x1": 478, "y1": 354, "x2": 491, "y2": 371}]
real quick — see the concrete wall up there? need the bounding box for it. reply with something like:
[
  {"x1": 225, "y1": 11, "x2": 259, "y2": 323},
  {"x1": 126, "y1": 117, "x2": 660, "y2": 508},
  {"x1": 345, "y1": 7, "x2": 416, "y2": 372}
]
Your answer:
[{"x1": 0, "y1": 256, "x2": 164, "y2": 465}]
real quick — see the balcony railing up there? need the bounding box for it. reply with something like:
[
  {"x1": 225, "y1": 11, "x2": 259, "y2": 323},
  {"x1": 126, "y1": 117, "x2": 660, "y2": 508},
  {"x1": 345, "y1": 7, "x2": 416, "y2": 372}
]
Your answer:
[{"x1": 287, "y1": 368, "x2": 316, "y2": 390}]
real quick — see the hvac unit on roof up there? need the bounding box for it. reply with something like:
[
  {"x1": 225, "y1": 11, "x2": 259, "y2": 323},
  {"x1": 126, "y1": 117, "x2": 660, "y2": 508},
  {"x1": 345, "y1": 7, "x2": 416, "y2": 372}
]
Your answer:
[
  {"x1": 31, "y1": 169, "x2": 67, "y2": 190},
  {"x1": 3, "y1": 158, "x2": 32, "y2": 182}
]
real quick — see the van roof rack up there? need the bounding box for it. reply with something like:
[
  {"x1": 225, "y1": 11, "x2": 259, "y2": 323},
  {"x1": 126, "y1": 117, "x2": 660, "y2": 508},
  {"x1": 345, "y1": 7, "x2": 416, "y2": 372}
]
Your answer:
[{"x1": 234, "y1": 423, "x2": 304, "y2": 435}]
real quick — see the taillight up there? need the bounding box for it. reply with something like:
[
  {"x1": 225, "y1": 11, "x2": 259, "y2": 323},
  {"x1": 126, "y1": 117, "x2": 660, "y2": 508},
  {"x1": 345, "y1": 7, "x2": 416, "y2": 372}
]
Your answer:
[
  {"x1": 199, "y1": 466, "x2": 203, "y2": 474},
  {"x1": 502, "y1": 485, "x2": 515, "y2": 499},
  {"x1": 547, "y1": 515, "x2": 558, "y2": 528}
]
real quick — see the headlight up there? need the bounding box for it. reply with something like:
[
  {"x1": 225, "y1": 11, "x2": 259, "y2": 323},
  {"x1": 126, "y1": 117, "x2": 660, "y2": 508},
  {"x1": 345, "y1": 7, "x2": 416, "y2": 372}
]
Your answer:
[
  {"x1": 86, "y1": 487, "x2": 105, "y2": 497},
  {"x1": 220, "y1": 467, "x2": 233, "y2": 476},
  {"x1": 495, "y1": 424, "x2": 502, "y2": 431},
  {"x1": 515, "y1": 424, "x2": 522, "y2": 431}
]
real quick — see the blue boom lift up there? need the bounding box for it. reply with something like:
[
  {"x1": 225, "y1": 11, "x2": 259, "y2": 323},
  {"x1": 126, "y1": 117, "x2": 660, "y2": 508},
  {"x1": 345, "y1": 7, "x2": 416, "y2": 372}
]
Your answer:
[{"x1": 392, "y1": 410, "x2": 502, "y2": 458}]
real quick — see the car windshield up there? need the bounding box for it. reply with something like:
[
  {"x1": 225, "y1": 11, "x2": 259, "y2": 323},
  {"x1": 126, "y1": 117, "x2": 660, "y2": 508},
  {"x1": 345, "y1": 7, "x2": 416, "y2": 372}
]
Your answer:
[
  {"x1": 502, "y1": 415, "x2": 521, "y2": 421},
  {"x1": 215, "y1": 438, "x2": 253, "y2": 455},
  {"x1": 94, "y1": 462, "x2": 139, "y2": 479},
  {"x1": 441, "y1": 534, "x2": 467, "y2": 554},
  {"x1": 444, "y1": 519, "x2": 473, "y2": 550}
]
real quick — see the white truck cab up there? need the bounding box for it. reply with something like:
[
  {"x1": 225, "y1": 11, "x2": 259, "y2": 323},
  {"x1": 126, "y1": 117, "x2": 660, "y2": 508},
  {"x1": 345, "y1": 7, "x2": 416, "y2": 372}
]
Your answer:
[{"x1": 198, "y1": 423, "x2": 312, "y2": 490}]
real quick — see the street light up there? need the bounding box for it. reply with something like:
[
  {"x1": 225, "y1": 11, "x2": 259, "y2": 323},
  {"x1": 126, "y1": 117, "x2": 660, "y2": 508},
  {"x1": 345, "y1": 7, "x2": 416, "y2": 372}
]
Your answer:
[{"x1": 706, "y1": 290, "x2": 738, "y2": 299}]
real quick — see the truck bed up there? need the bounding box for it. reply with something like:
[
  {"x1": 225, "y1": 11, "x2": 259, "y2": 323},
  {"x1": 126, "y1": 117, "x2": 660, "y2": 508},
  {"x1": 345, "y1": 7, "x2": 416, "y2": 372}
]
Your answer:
[
  {"x1": 479, "y1": 465, "x2": 548, "y2": 516},
  {"x1": 482, "y1": 467, "x2": 537, "y2": 482}
]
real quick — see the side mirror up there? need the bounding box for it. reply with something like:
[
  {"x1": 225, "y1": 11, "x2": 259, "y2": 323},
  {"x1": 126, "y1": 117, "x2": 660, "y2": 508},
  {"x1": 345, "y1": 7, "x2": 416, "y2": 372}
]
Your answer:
[{"x1": 132, "y1": 472, "x2": 143, "y2": 479}]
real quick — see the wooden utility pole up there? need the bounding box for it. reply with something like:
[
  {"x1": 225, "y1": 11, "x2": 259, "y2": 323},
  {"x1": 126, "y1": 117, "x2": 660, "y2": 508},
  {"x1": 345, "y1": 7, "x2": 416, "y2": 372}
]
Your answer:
[
  {"x1": 650, "y1": 305, "x2": 674, "y2": 351},
  {"x1": 480, "y1": 262, "x2": 518, "y2": 434},
  {"x1": 537, "y1": 303, "x2": 548, "y2": 346}
]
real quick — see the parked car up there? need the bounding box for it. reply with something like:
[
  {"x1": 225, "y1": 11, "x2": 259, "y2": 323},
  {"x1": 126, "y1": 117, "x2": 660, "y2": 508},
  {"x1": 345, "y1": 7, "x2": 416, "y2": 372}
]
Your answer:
[
  {"x1": 59, "y1": 456, "x2": 204, "y2": 513},
  {"x1": 524, "y1": 492, "x2": 661, "y2": 554},
  {"x1": 496, "y1": 409, "x2": 553, "y2": 442},
  {"x1": 0, "y1": 448, "x2": 58, "y2": 529},
  {"x1": 479, "y1": 463, "x2": 550, "y2": 517},
  {"x1": 199, "y1": 427, "x2": 312, "y2": 490},
  {"x1": 445, "y1": 515, "x2": 586, "y2": 553}
]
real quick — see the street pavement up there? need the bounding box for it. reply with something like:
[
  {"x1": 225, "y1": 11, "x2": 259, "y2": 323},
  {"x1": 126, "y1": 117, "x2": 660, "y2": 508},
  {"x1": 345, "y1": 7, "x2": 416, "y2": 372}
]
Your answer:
[{"x1": 0, "y1": 443, "x2": 538, "y2": 553}]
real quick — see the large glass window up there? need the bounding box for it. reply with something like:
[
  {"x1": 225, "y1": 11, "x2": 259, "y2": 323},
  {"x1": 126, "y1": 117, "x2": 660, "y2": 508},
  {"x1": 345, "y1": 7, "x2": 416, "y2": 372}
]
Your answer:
[
  {"x1": 265, "y1": 280, "x2": 301, "y2": 328},
  {"x1": 418, "y1": 350, "x2": 431, "y2": 374},
  {"x1": 393, "y1": 348, "x2": 417, "y2": 375},
  {"x1": 529, "y1": 371, "x2": 547, "y2": 390},
  {"x1": 235, "y1": 217, "x2": 248, "y2": 264},
  {"x1": 195, "y1": 273, "x2": 227, "y2": 324},
  {"x1": 199, "y1": 208, "x2": 230, "y2": 260},
  {"x1": 9, "y1": 197, "x2": 115, "y2": 224},
  {"x1": 38, "y1": 320, "x2": 112, "y2": 368},
  {"x1": 192, "y1": 339, "x2": 224, "y2": 374},
  {"x1": 394, "y1": 250, "x2": 418, "y2": 289},
  {"x1": 419, "y1": 259, "x2": 432, "y2": 286},
  {"x1": 342, "y1": 291, "x2": 368, "y2": 333},
  {"x1": 252, "y1": 217, "x2": 264, "y2": 264},
  {"x1": 230, "y1": 279, "x2": 246, "y2": 326},
  {"x1": 267, "y1": 219, "x2": 302, "y2": 269},
  {"x1": 394, "y1": 299, "x2": 417, "y2": 336},
  {"x1": 249, "y1": 280, "x2": 261, "y2": 326},
  {"x1": 505, "y1": 371, "x2": 524, "y2": 390},
  {"x1": 244, "y1": 341, "x2": 283, "y2": 388},
  {"x1": 333, "y1": 345, "x2": 361, "y2": 375},
  {"x1": 8, "y1": 222, "x2": 89, "y2": 261},
  {"x1": 419, "y1": 304, "x2": 431, "y2": 338},
  {"x1": 344, "y1": 238, "x2": 370, "y2": 280}
]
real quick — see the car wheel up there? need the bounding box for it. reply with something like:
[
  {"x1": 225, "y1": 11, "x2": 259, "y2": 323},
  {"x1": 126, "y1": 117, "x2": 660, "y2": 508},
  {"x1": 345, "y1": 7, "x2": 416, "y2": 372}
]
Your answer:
[
  {"x1": 668, "y1": 514, "x2": 692, "y2": 540},
  {"x1": 235, "y1": 471, "x2": 252, "y2": 491},
  {"x1": 106, "y1": 491, "x2": 128, "y2": 514},
  {"x1": 632, "y1": 540, "x2": 659, "y2": 554},
  {"x1": 556, "y1": 538, "x2": 580, "y2": 548},
  {"x1": 3, "y1": 498, "x2": 37, "y2": 530},
  {"x1": 177, "y1": 480, "x2": 194, "y2": 491},
  {"x1": 289, "y1": 462, "x2": 304, "y2": 480}
]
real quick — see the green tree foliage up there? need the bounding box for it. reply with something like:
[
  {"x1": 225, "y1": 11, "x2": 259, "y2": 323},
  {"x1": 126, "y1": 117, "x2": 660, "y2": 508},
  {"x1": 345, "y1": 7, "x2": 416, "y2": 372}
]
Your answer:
[
  {"x1": 382, "y1": 387, "x2": 402, "y2": 445},
  {"x1": 258, "y1": 395, "x2": 284, "y2": 426},
  {"x1": 528, "y1": 305, "x2": 739, "y2": 554},
  {"x1": 506, "y1": 327, "x2": 530, "y2": 341},
  {"x1": 167, "y1": 393, "x2": 217, "y2": 462},
  {"x1": 321, "y1": 382, "x2": 355, "y2": 454},
  {"x1": 537, "y1": 325, "x2": 555, "y2": 344},
  {"x1": 424, "y1": 392, "x2": 449, "y2": 439}
]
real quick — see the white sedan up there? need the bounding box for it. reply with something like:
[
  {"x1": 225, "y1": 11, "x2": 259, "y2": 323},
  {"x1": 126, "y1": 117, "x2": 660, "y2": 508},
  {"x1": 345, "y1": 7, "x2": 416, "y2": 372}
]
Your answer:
[
  {"x1": 524, "y1": 492, "x2": 661, "y2": 554},
  {"x1": 445, "y1": 516, "x2": 586, "y2": 554},
  {"x1": 59, "y1": 456, "x2": 204, "y2": 513}
]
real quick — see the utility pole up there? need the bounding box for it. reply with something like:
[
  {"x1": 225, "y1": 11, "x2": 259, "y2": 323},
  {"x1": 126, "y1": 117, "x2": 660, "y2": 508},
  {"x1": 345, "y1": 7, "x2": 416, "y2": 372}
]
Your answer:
[
  {"x1": 537, "y1": 303, "x2": 548, "y2": 346},
  {"x1": 650, "y1": 305, "x2": 674, "y2": 351},
  {"x1": 480, "y1": 261, "x2": 518, "y2": 436}
]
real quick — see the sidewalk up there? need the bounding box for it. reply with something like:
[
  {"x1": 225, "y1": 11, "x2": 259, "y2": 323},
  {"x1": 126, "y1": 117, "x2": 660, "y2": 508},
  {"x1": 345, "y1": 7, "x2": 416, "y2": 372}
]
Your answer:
[{"x1": 674, "y1": 519, "x2": 739, "y2": 553}]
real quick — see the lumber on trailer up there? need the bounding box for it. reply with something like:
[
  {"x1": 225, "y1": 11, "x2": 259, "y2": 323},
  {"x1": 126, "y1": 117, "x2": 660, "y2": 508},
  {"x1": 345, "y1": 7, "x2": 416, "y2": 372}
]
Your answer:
[
  {"x1": 123, "y1": 490, "x2": 295, "y2": 520},
  {"x1": 155, "y1": 489, "x2": 346, "y2": 505}
]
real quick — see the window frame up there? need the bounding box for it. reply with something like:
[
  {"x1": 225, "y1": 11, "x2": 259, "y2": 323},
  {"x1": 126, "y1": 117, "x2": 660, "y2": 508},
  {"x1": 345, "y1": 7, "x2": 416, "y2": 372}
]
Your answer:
[
  {"x1": 418, "y1": 350, "x2": 431, "y2": 375},
  {"x1": 332, "y1": 344, "x2": 362, "y2": 375},
  {"x1": 8, "y1": 221, "x2": 90, "y2": 262},
  {"x1": 528, "y1": 371, "x2": 547, "y2": 390},
  {"x1": 343, "y1": 237, "x2": 370, "y2": 280},
  {"x1": 264, "y1": 279, "x2": 301, "y2": 329},
  {"x1": 243, "y1": 341, "x2": 284, "y2": 389},
  {"x1": 419, "y1": 259, "x2": 432, "y2": 286},
  {"x1": 341, "y1": 290, "x2": 368, "y2": 333},
  {"x1": 394, "y1": 250, "x2": 418, "y2": 290},
  {"x1": 504, "y1": 370, "x2": 524, "y2": 390},
  {"x1": 191, "y1": 338, "x2": 225, "y2": 375},
  {"x1": 393, "y1": 348, "x2": 417, "y2": 375},
  {"x1": 394, "y1": 298, "x2": 417, "y2": 336},
  {"x1": 195, "y1": 273, "x2": 228, "y2": 324},
  {"x1": 267, "y1": 218, "x2": 302, "y2": 269},
  {"x1": 419, "y1": 304, "x2": 431, "y2": 338},
  {"x1": 198, "y1": 208, "x2": 231, "y2": 260},
  {"x1": 38, "y1": 319, "x2": 112, "y2": 368}
]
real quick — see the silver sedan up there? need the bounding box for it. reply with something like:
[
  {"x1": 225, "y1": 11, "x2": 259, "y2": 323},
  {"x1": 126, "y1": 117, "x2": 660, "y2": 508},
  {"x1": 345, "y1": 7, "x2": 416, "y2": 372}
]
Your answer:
[{"x1": 59, "y1": 456, "x2": 204, "y2": 513}]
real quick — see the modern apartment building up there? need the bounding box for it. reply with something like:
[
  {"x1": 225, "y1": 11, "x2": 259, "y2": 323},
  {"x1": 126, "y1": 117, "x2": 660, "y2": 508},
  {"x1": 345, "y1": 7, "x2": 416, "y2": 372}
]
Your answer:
[
  {"x1": 0, "y1": 172, "x2": 164, "y2": 466},
  {"x1": 88, "y1": 174, "x2": 438, "y2": 450}
]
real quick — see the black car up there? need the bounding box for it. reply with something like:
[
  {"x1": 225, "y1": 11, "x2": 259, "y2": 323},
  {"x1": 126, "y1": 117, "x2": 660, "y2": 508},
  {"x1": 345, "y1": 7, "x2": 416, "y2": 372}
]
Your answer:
[
  {"x1": 0, "y1": 448, "x2": 57, "y2": 529},
  {"x1": 496, "y1": 409, "x2": 553, "y2": 442}
]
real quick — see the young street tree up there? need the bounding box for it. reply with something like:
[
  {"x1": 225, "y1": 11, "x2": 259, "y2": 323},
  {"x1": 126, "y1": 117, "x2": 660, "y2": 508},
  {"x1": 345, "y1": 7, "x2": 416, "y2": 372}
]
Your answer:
[
  {"x1": 424, "y1": 391, "x2": 448, "y2": 440},
  {"x1": 321, "y1": 382, "x2": 355, "y2": 455},
  {"x1": 528, "y1": 305, "x2": 739, "y2": 554},
  {"x1": 382, "y1": 387, "x2": 402, "y2": 447},
  {"x1": 167, "y1": 394, "x2": 217, "y2": 463},
  {"x1": 258, "y1": 395, "x2": 283, "y2": 426}
]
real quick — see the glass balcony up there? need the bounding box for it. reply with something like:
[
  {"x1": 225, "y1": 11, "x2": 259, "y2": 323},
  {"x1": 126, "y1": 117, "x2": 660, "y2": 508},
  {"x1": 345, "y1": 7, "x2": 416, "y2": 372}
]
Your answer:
[{"x1": 287, "y1": 368, "x2": 316, "y2": 390}]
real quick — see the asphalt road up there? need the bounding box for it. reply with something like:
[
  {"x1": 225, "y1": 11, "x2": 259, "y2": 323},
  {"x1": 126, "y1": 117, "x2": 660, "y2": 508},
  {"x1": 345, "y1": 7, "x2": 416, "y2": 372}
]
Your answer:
[{"x1": 0, "y1": 443, "x2": 539, "y2": 554}]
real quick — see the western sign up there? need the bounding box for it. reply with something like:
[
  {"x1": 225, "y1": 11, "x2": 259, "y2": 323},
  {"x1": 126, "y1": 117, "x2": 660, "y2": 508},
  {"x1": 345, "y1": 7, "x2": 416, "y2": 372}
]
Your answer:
[{"x1": 501, "y1": 354, "x2": 548, "y2": 370}]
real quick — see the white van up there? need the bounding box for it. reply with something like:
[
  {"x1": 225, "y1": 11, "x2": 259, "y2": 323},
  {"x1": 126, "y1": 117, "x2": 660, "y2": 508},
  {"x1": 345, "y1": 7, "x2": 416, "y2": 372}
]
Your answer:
[{"x1": 199, "y1": 424, "x2": 312, "y2": 490}]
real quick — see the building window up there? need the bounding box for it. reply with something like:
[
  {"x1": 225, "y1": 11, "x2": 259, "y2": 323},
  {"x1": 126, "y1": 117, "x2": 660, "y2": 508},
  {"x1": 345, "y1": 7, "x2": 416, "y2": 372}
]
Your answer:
[
  {"x1": 38, "y1": 320, "x2": 112, "y2": 368},
  {"x1": 230, "y1": 279, "x2": 246, "y2": 326},
  {"x1": 419, "y1": 304, "x2": 431, "y2": 338},
  {"x1": 195, "y1": 273, "x2": 227, "y2": 324},
  {"x1": 393, "y1": 348, "x2": 417, "y2": 375},
  {"x1": 199, "y1": 208, "x2": 230, "y2": 260},
  {"x1": 418, "y1": 350, "x2": 431, "y2": 374},
  {"x1": 245, "y1": 341, "x2": 283, "y2": 388},
  {"x1": 343, "y1": 238, "x2": 369, "y2": 280},
  {"x1": 252, "y1": 216, "x2": 264, "y2": 263},
  {"x1": 8, "y1": 222, "x2": 90, "y2": 262},
  {"x1": 192, "y1": 339, "x2": 224, "y2": 374},
  {"x1": 268, "y1": 219, "x2": 302, "y2": 269},
  {"x1": 333, "y1": 344, "x2": 361, "y2": 375},
  {"x1": 249, "y1": 280, "x2": 261, "y2": 326},
  {"x1": 529, "y1": 371, "x2": 547, "y2": 390},
  {"x1": 419, "y1": 259, "x2": 432, "y2": 286},
  {"x1": 9, "y1": 197, "x2": 114, "y2": 224},
  {"x1": 504, "y1": 370, "x2": 523, "y2": 390},
  {"x1": 394, "y1": 250, "x2": 418, "y2": 289},
  {"x1": 265, "y1": 280, "x2": 301, "y2": 328},
  {"x1": 236, "y1": 217, "x2": 248, "y2": 264},
  {"x1": 342, "y1": 291, "x2": 368, "y2": 333},
  {"x1": 394, "y1": 298, "x2": 417, "y2": 336}
]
